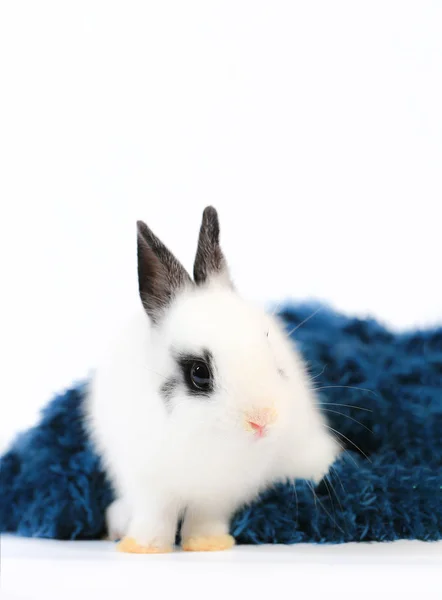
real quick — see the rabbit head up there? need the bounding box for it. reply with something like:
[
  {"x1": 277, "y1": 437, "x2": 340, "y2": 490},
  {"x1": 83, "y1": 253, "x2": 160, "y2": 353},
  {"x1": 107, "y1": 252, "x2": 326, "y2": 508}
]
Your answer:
[{"x1": 136, "y1": 207, "x2": 339, "y2": 482}]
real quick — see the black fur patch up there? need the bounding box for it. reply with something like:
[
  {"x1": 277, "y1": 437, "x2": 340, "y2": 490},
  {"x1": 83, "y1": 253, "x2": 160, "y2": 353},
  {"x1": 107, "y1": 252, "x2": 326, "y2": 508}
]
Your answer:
[
  {"x1": 175, "y1": 349, "x2": 214, "y2": 397},
  {"x1": 160, "y1": 377, "x2": 179, "y2": 404}
]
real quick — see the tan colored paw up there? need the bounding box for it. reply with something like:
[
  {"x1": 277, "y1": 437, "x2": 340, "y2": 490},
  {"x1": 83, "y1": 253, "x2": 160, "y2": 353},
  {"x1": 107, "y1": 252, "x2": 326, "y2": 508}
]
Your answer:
[
  {"x1": 117, "y1": 536, "x2": 173, "y2": 554},
  {"x1": 182, "y1": 534, "x2": 235, "y2": 552}
]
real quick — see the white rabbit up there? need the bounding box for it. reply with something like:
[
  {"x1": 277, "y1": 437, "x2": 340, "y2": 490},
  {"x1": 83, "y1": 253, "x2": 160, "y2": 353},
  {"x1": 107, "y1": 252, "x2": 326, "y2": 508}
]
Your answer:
[{"x1": 86, "y1": 206, "x2": 340, "y2": 553}]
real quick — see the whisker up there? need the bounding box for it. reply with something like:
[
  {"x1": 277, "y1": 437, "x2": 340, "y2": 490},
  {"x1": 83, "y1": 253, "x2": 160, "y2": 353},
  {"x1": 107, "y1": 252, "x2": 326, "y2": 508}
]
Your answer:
[
  {"x1": 314, "y1": 403, "x2": 373, "y2": 413},
  {"x1": 309, "y1": 364, "x2": 327, "y2": 381},
  {"x1": 330, "y1": 464, "x2": 347, "y2": 495},
  {"x1": 142, "y1": 365, "x2": 170, "y2": 379},
  {"x1": 322, "y1": 477, "x2": 337, "y2": 534},
  {"x1": 307, "y1": 480, "x2": 319, "y2": 524},
  {"x1": 314, "y1": 385, "x2": 379, "y2": 399},
  {"x1": 325, "y1": 425, "x2": 372, "y2": 462},
  {"x1": 325, "y1": 473, "x2": 349, "y2": 538},
  {"x1": 292, "y1": 481, "x2": 299, "y2": 526},
  {"x1": 285, "y1": 307, "x2": 323, "y2": 337},
  {"x1": 326, "y1": 473, "x2": 344, "y2": 511},
  {"x1": 334, "y1": 439, "x2": 361, "y2": 470},
  {"x1": 269, "y1": 301, "x2": 283, "y2": 317},
  {"x1": 342, "y1": 448, "x2": 360, "y2": 470},
  {"x1": 306, "y1": 481, "x2": 345, "y2": 534},
  {"x1": 320, "y1": 408, "x2": 373, "y2": 434}
]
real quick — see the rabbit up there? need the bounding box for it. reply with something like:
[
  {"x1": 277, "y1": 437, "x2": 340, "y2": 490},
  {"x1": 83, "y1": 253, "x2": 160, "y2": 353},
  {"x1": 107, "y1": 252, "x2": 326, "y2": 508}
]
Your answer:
[{"x1": 85, "y1": 206, "x2": 340, "y2": 553}]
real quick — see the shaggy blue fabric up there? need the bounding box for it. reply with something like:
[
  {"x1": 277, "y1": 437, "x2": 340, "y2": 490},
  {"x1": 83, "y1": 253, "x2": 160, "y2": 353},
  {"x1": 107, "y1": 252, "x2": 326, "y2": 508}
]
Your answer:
[{"x1": 1, "y1": 303, "x2": 441, "y2": 543}]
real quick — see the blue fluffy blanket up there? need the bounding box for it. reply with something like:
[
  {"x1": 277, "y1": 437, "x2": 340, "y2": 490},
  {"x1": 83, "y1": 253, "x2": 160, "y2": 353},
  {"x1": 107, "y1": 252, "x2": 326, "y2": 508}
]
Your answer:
[{"x1": 1, "y1": 303, "x2": 441, "y2": 543}]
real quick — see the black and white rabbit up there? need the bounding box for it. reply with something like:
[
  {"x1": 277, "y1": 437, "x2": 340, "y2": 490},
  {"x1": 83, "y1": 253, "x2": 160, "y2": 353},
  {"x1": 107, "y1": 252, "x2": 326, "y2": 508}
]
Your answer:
[{"x1": 86, "y1": 207, "x2": 340, "y2": 553}]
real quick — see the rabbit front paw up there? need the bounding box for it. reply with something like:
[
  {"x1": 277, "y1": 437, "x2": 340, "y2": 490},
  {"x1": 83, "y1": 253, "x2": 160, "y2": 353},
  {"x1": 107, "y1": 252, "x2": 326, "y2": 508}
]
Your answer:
[
  {"x1": 116, "y1": 503, "x2": 178, "y2": 554},
  {"x1": 117, "y1": 536, "x2": 173, "y2": 554},
  {"x1": 182, "y1": 534, "x2": 235, "y2": 552},
  {"x1": 181, "y1": 507, "x2": 235, "y2": 552}
]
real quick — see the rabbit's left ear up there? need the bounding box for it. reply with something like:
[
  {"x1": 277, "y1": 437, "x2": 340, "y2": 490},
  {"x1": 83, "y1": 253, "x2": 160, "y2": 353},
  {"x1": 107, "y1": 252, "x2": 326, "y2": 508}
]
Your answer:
[
  {"x1": 137, "y1": 220, "x2": 193, "y2": 322},
  {"x1": 193, "y1": 206, "x2": 233, "y2": 287}
]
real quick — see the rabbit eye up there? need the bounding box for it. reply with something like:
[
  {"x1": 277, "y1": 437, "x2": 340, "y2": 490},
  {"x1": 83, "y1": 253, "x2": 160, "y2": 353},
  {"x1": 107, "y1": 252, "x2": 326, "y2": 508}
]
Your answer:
[
  {"x1": 189, "y1": 361, "x2": 212, "y2": 391},
  {"x1": 175, "y1": 350, "x2": 214, "y2": 396}
]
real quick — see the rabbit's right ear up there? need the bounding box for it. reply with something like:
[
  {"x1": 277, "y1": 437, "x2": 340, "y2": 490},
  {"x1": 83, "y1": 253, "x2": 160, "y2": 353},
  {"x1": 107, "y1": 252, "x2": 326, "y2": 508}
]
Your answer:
[
  {"x1": 193, "y1": 206, "x2": 233, "y2": 287},
  {"x1": 137, "y1": 221, "x2": 192, "y2": 322}
]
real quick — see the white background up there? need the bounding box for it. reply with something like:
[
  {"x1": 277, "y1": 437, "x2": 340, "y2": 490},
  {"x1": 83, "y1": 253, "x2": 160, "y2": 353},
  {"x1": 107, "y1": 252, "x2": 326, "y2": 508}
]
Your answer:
[
  {"x1": 1, "y1": 1, "x2": 441, "y2": 442},
  {"x1": 0, "y1": 2, "x2": 441, "y2": 596}
]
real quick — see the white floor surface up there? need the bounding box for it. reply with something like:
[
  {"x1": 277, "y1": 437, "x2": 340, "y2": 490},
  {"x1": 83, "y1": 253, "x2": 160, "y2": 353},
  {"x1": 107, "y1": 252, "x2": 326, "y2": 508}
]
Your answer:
[{"x1": 2, "y1": 535, "x2": 441, "y2": 600}]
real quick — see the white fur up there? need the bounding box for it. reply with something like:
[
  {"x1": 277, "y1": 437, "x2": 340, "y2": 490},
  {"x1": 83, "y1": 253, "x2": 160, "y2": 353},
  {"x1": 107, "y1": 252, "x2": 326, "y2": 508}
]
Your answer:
[{"x1": 85, "y1": 281, "x2": 340, "y2": 548}]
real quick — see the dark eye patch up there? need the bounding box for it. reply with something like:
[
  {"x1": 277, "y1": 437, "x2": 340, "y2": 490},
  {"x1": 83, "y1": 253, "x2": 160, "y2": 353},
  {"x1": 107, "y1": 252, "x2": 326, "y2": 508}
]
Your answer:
[{"x1": 175, "y1": 349, "x2": 214, "y2": 397}]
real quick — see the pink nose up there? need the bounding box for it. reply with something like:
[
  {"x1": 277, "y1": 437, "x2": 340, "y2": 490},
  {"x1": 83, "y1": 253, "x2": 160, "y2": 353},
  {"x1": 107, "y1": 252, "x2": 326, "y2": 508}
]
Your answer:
[{"x1": 248, "y1": 421, "x2": 266, "y2": 438}]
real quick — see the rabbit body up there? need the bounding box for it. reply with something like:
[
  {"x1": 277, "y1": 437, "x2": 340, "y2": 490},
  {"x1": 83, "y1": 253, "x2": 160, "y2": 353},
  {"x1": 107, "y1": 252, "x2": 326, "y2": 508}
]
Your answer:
[{"x1": 86, "y1": 208, "x2": 339, "y2": 553}]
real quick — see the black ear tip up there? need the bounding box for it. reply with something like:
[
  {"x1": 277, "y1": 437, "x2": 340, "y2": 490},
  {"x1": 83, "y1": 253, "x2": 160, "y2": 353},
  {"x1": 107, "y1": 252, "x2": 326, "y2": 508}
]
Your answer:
[
  {"x1": 202, "y1": 206, "x2": 220, "y2": 235},
  {"x1": 137, "y1": 220, "x2": 147, "y2": 234},
  {"x1": 137, "y1": 220, "x2": 155, "y2": 246},
  {"x1": 203, "y1": 205, "x2": 218, "y2": 220}
]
